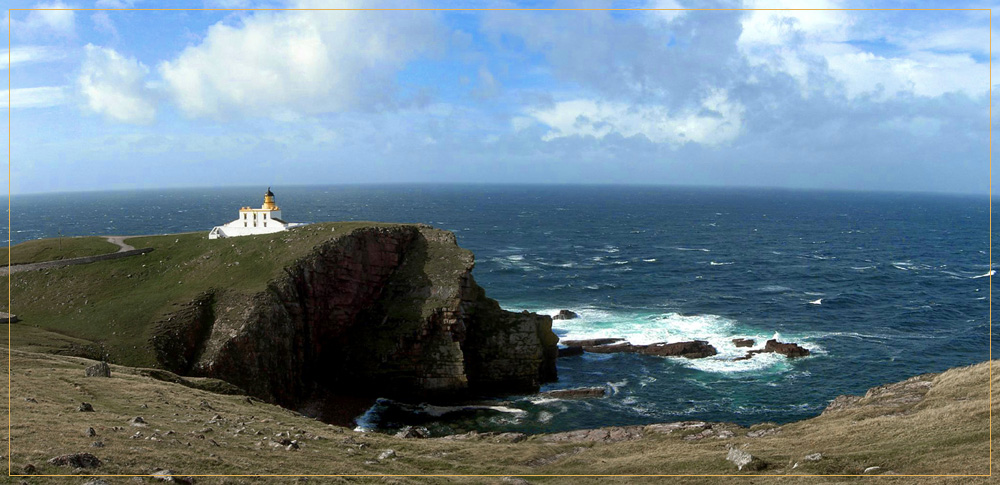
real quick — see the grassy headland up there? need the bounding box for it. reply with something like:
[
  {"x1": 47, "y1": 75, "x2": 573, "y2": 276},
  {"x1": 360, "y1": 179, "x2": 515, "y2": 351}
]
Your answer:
[
  {"x1": 2, "y1": 223, "x2": 412, "y2": 367},
  {"x1": 4, "y1": 236, "x2": 119, "y2": 266}
]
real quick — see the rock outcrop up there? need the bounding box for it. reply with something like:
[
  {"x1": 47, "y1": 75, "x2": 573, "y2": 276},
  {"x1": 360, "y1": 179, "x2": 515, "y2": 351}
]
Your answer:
[
  {"x1": 149, "y1": 225, "x2": 558, "y2": 410},
  {"x1": 552, "y1": 310, "x2": 578, "y2": 320},
  {"x1": 569, "y1": 339, "x2": 717, "y2": 359},
  {"x1": 735, "y1": 339, "x2": 810, "y2": 360},
  {"x1": 539, "y1": 386, "x2": 607, "y2": 399}
]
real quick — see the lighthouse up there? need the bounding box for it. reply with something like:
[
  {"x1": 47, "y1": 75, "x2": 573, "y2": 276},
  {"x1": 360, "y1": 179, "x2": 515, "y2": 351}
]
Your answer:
[{"x1": 208, "y1": 187, "x2": 305, "y2": 239}]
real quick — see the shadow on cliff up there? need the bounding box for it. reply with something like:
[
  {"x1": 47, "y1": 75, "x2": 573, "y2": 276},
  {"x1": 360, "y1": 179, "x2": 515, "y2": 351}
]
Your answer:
[{"x1": 149, "y1": 225, "x2": 558, "y2": 427}]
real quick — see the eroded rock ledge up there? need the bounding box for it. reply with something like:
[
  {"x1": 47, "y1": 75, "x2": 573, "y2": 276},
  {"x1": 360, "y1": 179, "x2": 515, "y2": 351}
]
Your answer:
[{"x1": 151, "y1": 224, "x2": 558, "y2": 410}]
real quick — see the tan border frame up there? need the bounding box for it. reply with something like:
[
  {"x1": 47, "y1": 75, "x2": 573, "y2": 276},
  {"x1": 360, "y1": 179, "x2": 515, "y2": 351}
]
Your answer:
[{"x1": 5, "y1": 6, "x2": 994, "y2": 479}]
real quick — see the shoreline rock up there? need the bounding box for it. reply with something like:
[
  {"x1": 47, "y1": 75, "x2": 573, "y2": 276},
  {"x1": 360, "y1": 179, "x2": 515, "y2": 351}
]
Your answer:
[
  {"x1": 539, "y1": 386, "x2": 607, "y2": 399},
  {"x1": 552, "y1": 309, "x2": 579, "y2": 320},
  {"x1": 735, "y1": 339, "x2": 810, "y2": 360},
  {"x1": 570, "y1": 339, "x2": 718, "y2": 359}
]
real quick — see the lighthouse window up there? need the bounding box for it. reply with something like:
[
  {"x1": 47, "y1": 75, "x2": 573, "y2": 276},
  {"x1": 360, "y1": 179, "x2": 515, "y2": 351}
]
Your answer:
[
  {"x1": 244, "y1": 222, "x2": 247, "y2": 227},
  {"x1": 264, "y1": 214, "x2": 267, "y2": 219},
  {"x1": 264, "y1": 222, "x2": 267, "y2": 227}
]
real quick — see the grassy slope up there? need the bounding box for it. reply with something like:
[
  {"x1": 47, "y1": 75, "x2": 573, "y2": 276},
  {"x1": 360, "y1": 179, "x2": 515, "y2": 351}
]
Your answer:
[
  {"x1": 3, "y1": 346, "x2": 995, "y2": 483},
  {"x1": 4, "y1": 236, "x2": 119, "y2": 266},
  {"x1": 2, "y1": 223, "x2": 409, "y2": 367}
]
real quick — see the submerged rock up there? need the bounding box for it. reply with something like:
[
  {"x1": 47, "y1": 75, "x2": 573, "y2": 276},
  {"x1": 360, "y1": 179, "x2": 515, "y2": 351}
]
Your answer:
[
  {"x1": 557, "y1": 346, "x2": 584, "y2": 358},
  {"x1": 561, "y1": 338, "x2": 624, "y2": 347},
  {"x1": 539, "y1": 386, "x2": 606, "y2": 399}
]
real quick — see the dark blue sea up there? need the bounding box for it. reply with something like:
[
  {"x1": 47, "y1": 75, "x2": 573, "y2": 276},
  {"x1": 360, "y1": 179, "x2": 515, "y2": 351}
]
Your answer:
[{"x1": 7, "y1": 185, "x2": 994, "y2": 434}]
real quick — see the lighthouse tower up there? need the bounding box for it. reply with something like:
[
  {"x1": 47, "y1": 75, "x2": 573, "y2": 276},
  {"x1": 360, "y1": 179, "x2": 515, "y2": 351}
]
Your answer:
[{"x1": 208, "y1": 187, "x2": 304, "y2": 239}]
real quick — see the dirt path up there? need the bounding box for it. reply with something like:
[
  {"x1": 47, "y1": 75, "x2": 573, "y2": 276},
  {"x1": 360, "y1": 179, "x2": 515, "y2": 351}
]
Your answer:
[{"x1": 105, "y1": 236, "x2": 135, "y2": 252}]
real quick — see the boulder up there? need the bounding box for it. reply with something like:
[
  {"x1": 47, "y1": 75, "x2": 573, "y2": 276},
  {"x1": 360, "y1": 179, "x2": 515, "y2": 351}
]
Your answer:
[
  {"x1": 394, "y1": 426, "x2": 430, "y2": 439},
  {"x1": 47, "y1": 453, "x2": 102, "y2": 468},
  {"x1": 726, "y1": 446, "x2": 767, "y2": 471},
  {"x1": 552, "y1": 310, "x2": 579, "y2": 320},
  {"x1": 539, "y1": 386, "x2": 606, "y2": 399},
  {"x1": 78, "y1": 402, "x2": 94, "y2": 412},
  {"x1": 85, "y1": 362, "x2": 111, "y2": 378},
  {"x1": 732, "y1": 338, "x2": 755, "y2": 348}
]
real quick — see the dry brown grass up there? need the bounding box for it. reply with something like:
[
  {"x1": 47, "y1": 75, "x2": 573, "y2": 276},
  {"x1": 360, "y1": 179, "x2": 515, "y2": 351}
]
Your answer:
[{"x1": 3, "y1": 346, "x2": 996, "y2": 484}]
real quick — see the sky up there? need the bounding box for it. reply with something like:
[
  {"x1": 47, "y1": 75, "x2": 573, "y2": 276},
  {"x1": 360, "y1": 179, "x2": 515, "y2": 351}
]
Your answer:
[{"x1": 1, "y1": 0, "x2": 994, "y2": 195}]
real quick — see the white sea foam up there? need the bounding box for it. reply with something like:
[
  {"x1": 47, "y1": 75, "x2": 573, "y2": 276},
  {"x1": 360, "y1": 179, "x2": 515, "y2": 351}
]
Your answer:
[
  {"x1": 809, "y1": 298, "x2": 822, "y2": 305},
  {"x1": 971, "y1": 270, "x2": 995, "y2": 279},
  {"x1": 710, "y1": 261, "x2": 734, "y2": 266},
  {"x1": 524, "y1": 305, "x2": 821, "y2": 376},
  {"x1": 851, "y1": 266, "x2": 876, "y2": 270},
  {"x1": 675, "y1": 247, "x2": 711, "y2": 252},
  {"x1": 643, "y1": 258, "x2": 657, "y2": 262},
  {"x1": 760, "y1": 285, "x2": 793, "y2": 293}
]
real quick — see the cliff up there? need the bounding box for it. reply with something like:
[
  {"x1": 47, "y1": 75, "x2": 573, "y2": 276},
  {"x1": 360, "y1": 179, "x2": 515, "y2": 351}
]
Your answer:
[{"x1": 146, "y1": 224, "x2": 558, "y2": 408}]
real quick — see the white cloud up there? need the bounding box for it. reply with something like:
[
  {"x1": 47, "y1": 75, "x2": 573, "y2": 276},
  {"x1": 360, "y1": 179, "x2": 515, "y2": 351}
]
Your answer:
[
  {"x1": 528, "y1": 89, "x2": 744, "y2": 147},
  {"x1": 737, "y1": 2, "x2": 989, "y2": 99},
  {"x1": 0, "y1": 46, "x2": 66, "y2": 70},
  {"x1": 1, "y1": 86, "x2": 69, "y2": 108},
  {"x1": 12, "y1": 2, "x2": 76, "y2": 38},
  {"x1": 822, "y1": 47, "x2": 988, "y2": 99},
  {"x1": 157, "y1": 5, "x2": 441, "y2": 119},
  {"x1": 646, "y1": 0, "x2": 687, "y2": 24},
  {"x1": 91, "y1": 11, "x2": 118, "y2": 38},
  {"x1": 78, "y1": 44, "x2": 157, "y2": 124}
]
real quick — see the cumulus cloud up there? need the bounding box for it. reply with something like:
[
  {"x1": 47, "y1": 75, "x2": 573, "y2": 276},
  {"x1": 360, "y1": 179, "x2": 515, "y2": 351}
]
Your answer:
[
  {"x1": 157, "y1": 6, "x2": 442, "y2": 119},
  {"x1": 78, "y1": 44, "x2": 157, "y2": 124},
  {"x1": 1, "y1": 86, "x2": 69, "y2": 108},
  {"x1": 528, "y1": 89, "x2": 744, "y2": 147},
  {"x1": 737, "y1": 1, "x2": 989, "y2": 99}
]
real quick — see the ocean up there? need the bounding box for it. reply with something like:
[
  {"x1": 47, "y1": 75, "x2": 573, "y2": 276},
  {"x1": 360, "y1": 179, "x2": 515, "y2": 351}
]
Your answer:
[{"x1": 7, "y1": 185, "x2": 993, "y2": 435}]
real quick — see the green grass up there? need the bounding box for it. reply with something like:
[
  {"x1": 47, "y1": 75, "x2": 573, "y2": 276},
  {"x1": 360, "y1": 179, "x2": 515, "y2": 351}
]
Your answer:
[
  {"x1": 4, "y1": 236, "x2": 119, "y2": 266},
  {"x1": 2, "y1": 222, "x2": 415, "y2": 368}
]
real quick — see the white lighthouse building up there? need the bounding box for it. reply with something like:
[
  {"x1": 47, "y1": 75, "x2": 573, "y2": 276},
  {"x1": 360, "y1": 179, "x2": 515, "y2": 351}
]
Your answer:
[{"x1": 208, "y1": 188, "x2": 305, "y2": 239}]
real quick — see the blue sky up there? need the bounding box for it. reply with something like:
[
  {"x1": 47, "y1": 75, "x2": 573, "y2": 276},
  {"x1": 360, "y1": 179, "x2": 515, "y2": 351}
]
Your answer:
[{"x1": 2, "y1": 0, "x2": 993, "y2": 194}]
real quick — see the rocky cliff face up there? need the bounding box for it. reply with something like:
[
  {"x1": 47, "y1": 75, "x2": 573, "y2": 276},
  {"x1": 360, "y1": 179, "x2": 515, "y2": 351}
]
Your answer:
[{"x1": 150, "y1": 225, "x2": 557, "y2": 409}]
